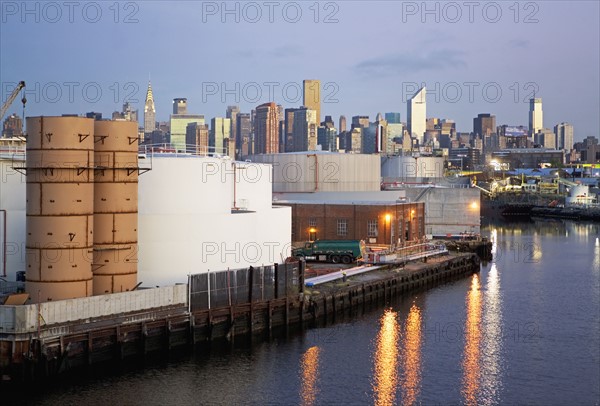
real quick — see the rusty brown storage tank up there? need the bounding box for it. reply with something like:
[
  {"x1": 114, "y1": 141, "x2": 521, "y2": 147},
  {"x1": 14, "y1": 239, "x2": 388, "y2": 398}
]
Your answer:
[
  {"x1": 25, "y1": 116, "x2": 95, "y2": 302},
  {"x1": 93, "y1": 120, "x2": 139, "y2": 294}
]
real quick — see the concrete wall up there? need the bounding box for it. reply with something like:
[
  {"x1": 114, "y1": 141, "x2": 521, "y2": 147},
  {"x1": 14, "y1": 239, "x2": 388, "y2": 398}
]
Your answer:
[
  {"x1": 249, "y1": 153, "x2": 381, "y2": 192},
  {"x1": 0, "y1": 284, "x2": 187, "y2": 334},
  {"x1": 404, "y1": 187, "x2": 481, "y2": 236}
]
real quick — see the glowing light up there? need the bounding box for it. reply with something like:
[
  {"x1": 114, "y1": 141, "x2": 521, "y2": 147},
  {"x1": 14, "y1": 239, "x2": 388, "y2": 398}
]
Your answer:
[
  {"x1": 309, "y1": 228, "x2": 316, "y2": 233},
  {"x1": 372, "y1": 310, "x2": 399, "y2": 406},
  {"x1": 462, "y1": 274, "x2": 482, "y2": 406},
  {"x1": 470, "y1": 201, "x2": 478, "y2": 210},
  {"x1": 300, "y1": 346, "x2": 321, "y2": 406},
  {"x1": 385, "y1": 213, "x2": 391, "y2": 222},
  {"x1": 402, "y1": 303, "x2": 422, "y2": 406}
]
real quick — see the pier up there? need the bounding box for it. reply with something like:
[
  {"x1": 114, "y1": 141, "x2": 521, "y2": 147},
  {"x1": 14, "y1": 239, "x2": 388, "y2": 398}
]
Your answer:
[{"x1": 0, "y1": 253, "x2": 479, "y2": 383}]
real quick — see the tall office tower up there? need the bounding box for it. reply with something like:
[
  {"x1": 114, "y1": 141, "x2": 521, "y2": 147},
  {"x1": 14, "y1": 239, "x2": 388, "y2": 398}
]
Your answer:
[
  {"x1": 121, "y1": 102, "x2": 138, "y2": 123},
  {"x1": 237, "y1": 113, "x2": 251, "y2": 157},
  {"x1": 210, "y1": 117, "x2": 232, "y2": 156},
  {"x1": 407, "y1": 87, "x2": 426, "y2": 145},
  {"x1": 186, "y1": 122, "x2": 209, "y2": 154},
  {"x1": 144, "y1": 81, "x2": 156, "y2": 139},
  {"x1": 554, "y1": 122, "x2": 574, "y2": 151},
  {"x1": 173, "y1": 98, "x2": 187, "y2": 115},
  {"x1": 226, "y1": 106, "x2": 240, "y2": 156},
  {"x1": 339, "y1": 115, "x2": 347, "y2": 133},
  {"x1": 318, "y1": 116, "x2": 338, "y2": 152},
  {"x1": 473, "y1": 113, "x2": 496, "y2": 137},
  {"x1": 284, "y1": 108, "x2": 299, "y2": 152},
  {"x1": 385, "y1": 112, "x2": 401, "y2": 124},
  {"x1": 303, "y1": 80, "x2": 321, "y2": 125},
  {"x1": 529, "y1": 98, "x2": 543, "y2": 137},
  {"x1": 255, "y1": 102, "x2": 279, "y2": 154},
  {"x1": 293, "y1": 107, "x2": 318, "y2": 151},
  {"x1": 534, "y1": 128, "x2": 556, "y2": 149},
  {"x1": 351, "y1": 116, "x2": 369, "y2": 129},
  {"x1": 170, "y1": 100, "x2": 204, "y2": 152}
]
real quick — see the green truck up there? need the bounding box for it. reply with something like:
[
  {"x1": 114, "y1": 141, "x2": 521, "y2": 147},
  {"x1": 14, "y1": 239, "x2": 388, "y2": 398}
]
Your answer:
[{"x1": 292, "y1": 240, "x2": 366, "y2": 264}]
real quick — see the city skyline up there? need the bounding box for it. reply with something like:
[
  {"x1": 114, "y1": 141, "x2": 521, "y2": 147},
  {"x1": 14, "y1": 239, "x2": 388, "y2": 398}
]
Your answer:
[{"x1": 1, "y1": 2, "x2": 598, "y2": 140}]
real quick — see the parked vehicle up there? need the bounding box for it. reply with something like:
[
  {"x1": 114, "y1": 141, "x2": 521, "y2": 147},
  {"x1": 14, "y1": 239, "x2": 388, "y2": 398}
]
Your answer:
[{"x1": 292, "y1": 240, "x2": 366, "y2": 264}]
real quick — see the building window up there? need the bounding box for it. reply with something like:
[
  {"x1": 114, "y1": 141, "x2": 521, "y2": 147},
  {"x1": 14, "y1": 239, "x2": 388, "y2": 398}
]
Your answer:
[
  {"x1": 337, "y1": 219, "x2": 348, "y2": 236},
  {"x1": 309, "y1": 218, "x2": 317, "y2": 227},
  {"x1": 367, "y1": 220, "x2": 378, "y2": 238}
]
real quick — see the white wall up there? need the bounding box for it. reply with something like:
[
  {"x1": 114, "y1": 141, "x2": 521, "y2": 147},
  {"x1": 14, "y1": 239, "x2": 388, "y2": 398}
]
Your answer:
[
  {"x1": 0, "y1": 158, "x2": 26, "y2": 281},
  {"x1": 138, "y1": 156, "x2": 291, "y2": 286}
]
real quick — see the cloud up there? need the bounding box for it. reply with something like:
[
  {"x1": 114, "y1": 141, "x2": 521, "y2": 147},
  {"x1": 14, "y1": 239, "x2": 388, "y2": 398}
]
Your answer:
[
  {"x1": 354, "y1": 50, "x2": 467, "y2": 77},
  {"x1": 235, "y1": 45, "x2": 302, "y2": 59}
]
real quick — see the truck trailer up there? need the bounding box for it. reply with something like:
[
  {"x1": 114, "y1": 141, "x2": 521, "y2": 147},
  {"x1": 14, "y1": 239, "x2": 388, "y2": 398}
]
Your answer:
[{"x1": 292, "y1": 240, "x2": 366, "y2": 264}]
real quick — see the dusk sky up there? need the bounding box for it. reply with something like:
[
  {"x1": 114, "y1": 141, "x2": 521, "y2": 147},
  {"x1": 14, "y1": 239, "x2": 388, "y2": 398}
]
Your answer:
[{"x1": 2, "y1": 1, "x2": 599, "y2": 140}]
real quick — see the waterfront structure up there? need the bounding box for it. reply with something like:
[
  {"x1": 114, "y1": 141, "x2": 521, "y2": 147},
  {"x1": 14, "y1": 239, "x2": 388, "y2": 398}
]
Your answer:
[
  {"x1": 529, "y1": 98, "x2": 543, "y2": 137},
  {"x1": 554, "y1": 122, "x2": 574, "y2": 151},
  {"x1": 303, "y1": 80, "x2": 320, "y2": 125},
  {"x1": 275, "y1": 191, "x2": 425, "y2": 245},
  {"x1": 407, "y1": 87, "x2": 426, "y2": 145},
  {"x1": 491, "y1": 148, "x2": 564, "y2": 168},
  {"x1": 255, "y1": 102, "x2": 279, "y2": 154}
]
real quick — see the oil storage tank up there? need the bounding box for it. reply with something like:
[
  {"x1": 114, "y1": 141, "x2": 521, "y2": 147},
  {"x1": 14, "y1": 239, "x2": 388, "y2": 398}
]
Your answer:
[
  {"x1": 93, "y1": 120, "x2": 139, "y2": 294},
  {"x1": 25, "y1": 116, "x2": 95, "y2": 302}
]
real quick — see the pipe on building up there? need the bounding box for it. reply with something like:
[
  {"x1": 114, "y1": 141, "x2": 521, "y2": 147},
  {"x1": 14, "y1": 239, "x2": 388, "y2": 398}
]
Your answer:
[{"x1": 307, "y1": 154, "x2": 318, "y2": 192}]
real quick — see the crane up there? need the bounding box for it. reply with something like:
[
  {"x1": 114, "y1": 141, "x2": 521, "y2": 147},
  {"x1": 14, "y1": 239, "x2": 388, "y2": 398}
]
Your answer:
[{"x1": 0, "y1": 81, "x2": 26, "y2": 121}]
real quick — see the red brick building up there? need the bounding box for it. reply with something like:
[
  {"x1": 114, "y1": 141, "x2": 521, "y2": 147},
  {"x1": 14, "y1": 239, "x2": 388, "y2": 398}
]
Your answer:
[{"x1": 275, "y1": 192, "x2": 425, "y2": 245}]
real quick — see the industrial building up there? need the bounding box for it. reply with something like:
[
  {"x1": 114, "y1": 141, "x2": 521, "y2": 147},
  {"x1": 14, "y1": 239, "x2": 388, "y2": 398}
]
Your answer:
[
  {"x1": 274, "y1": 191, "x2": 425, "y2": 245},
  {"x1": 249, "y1": 152, "x2": 381, "y2": 192},
  {"x1": 0, "y1": 116, "x2": 291, "y2": 301}
]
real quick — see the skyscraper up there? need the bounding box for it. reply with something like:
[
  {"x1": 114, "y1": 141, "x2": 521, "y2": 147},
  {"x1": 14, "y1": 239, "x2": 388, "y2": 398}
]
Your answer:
[
  {"x1": 237, "y1": 113, "x2": 251, "y2": 157},
  {"x1": 173, "y1": 98, "x2": 187, "y2": 115},
  {"x1": 293, "y1": 107, "x2": 317, "y2": 151},
  {"x1": 255, "y1": 102, "x2": 279, "y2": 154},
  {"x1": 385, "y1": 112, "x2": 401, "y2": 124},
  {"x1": 407, "y1": 87, "x2": 426, "y2": 145},
  {"x1": 210, "y1": 117, "x2": 231, "y2": 156},
  {"x1": 226, "y1": 106, "x2": 240, "y2": 158},
  {"x1": 554, "y1": 122, "x2": 574, "y2": 151},
  {"x1": 529, "y1": 98, "x2": 543, "y2": 137},
  {"x1": 303, "y1": 80, "x2": 321, "y2": 125},
  {"x1": 284, "y1": 108, "x2": 299, "y2": 152},
  {"x1": 339, "y1": 115, "x2": 347, "y2": 133},
  {"x1": 144, "y1": 81, "x2": 156, "y2": 138},
  {"x1": 473, "y1": 113, "x2": 496, "y2": 137}
]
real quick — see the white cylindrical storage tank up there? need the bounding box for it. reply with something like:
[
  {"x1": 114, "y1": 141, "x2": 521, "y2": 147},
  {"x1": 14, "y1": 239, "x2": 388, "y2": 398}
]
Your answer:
[
  {"x1": 25, "y1": 116, "x2": 95, "y2": 302},
  {"x1": 249, "y1": 152, "x2": 381, "y2": 192},
  {"x1": 93, "y1": 120, "x2": 139, "y2": 295},
  {"x1": 381, "y1": 156, "x2": 445, "y2": 179}
]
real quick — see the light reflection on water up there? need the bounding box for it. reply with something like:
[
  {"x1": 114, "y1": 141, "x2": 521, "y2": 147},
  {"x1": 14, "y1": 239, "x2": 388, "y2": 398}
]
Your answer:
[
  {"x1": 372, "y1": 309, "x2": 399, "y2": 406},
  {"x1": 299, "y1": 346, "x2": 320, "y2": 406},
  {"x1": 462, "y1": 273, "x2": 483, "y2": 406},
  {"x1": 401, "y1": 303, "x2": 422, "y2": 406}
]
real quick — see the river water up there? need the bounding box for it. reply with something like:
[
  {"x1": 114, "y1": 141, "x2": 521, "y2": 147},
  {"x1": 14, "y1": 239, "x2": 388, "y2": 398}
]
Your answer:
[{"x1": 14, "y1": 220, "x2": 600, "y2": 405}]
